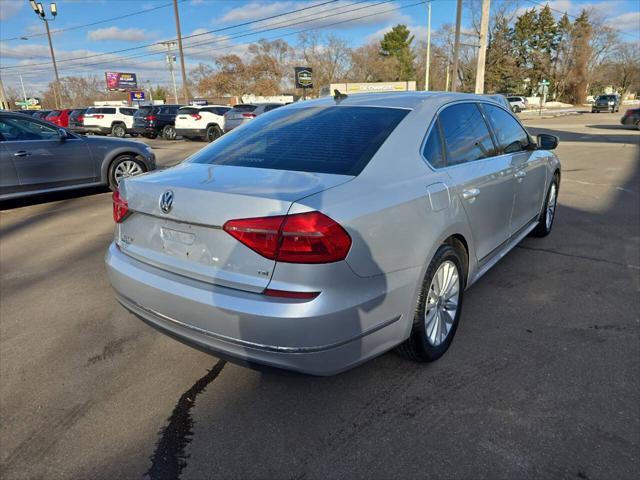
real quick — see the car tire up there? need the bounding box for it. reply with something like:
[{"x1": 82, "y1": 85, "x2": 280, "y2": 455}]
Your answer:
[
  {"x1": 396, "y1": 244, "x2": 466, "y2": 362},
  {"x1": 111, "y1": 123, "x2": 126, "y2": 138},
  {"x1": 512, "y1": 105, "x2": 521, "y2": 113},
  {"x1": 162, "y1": 125, "x2": 177, "y2": 141},
  {"x1": 206, "y1": 125, "x2": 222, "y2": 142},
  {"x1": 108, "y1": 155, "x2": 146, "y2": 191},
  {"x1": 531, "y1": 174, "x2": 559, "y2": 238}
]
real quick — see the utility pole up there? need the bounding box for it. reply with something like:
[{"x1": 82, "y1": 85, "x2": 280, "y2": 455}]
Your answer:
[
  {"x1": 173, "y1": 0, "x2": 190, "y2": 103},
  {"x1": 474, "y1": 0, "x2": 491, "y2": 94},
  {"x1": 0, "y1": 75, "x2": 9, "y2": 110},
  {"x1": 19, "y1": 75, "x2": 28, "y2": 103},
  {"x1": 451, "y1": 0, "x2": 463, "y2": 92},
  {"x1": 29, "y1": 1, "x2": 61, "y2": 108},
  {"x1": 425, "y1": 0, "x2": 432, "y2": 91},
  {"x1": 161, "y1": 41, "x2": 179, "y2": 103}
]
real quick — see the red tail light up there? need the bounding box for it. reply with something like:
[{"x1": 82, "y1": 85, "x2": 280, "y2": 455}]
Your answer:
[
  {"x1": 112, "y1": 190, "x2": 129, "y2": 223},
  {"x1": 189, "y1": 113, "x2": 202, "y2": 120},
  {"x1": 223, "y1": 211, "x2": 351, "y2": 264},
  {"x1": 77, "y1": 115, "x2": 84, "y2": 122},
  {"x1": 94, "y1": 114, "x2": 104, "y2": 119},
  {"x1": 242, "y1": 113, "x2": 256, "y2": 118},
  {"x1": 263, "y1": 289, "x2": 320, "y2": 300},
  {"x1": 145, "y1": 115, "x2": 157, "y2": 121}
]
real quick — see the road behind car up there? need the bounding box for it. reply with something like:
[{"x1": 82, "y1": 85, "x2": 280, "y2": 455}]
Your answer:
[{"x1": 0, "y1": 110, "x2": 638, "y2": 479}]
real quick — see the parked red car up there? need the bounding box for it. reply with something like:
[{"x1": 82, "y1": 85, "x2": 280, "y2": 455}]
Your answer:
[{"x1": 45, "y1": 109, "x2": 72, "y2": 127}]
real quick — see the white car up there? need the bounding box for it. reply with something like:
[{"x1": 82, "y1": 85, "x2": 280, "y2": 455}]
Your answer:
[
  {"x1": 83, "y1": 106, "x2": 137, "y2": 137},
  {"x1": 174, "y1": 105, "x2": 231, "y2": 142},
  {"x1": 507, "y1": 96, "x2": 528, "y2": 113}
]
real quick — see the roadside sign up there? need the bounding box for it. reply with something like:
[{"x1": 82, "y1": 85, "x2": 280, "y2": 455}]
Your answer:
[
  {"x1": 190, "y1": 99, "x2": 208, "y2": 106},
  {"x1": 129, "y1": 90, "x2": 145, "y2": 102},
  {"x1": 294, "y1": 67, "x2": 313, "y2": 89}
]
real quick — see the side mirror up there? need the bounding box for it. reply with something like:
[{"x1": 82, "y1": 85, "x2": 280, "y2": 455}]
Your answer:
[
  {"x1": 58, "y1": 128, "x2": 68, "y2": 142},
  {"x1": 537, "y1": 133, "x2": 558, "y2": 150}
]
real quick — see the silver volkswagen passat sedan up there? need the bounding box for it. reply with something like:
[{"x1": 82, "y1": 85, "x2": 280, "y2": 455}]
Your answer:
[{"x1": 106, "y1": 92, "x2": 560, "y2": 375}]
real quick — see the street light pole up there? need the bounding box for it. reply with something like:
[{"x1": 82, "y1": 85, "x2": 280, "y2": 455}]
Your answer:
[
  {"x1": 19, "y1": 75, "x2": 28, "y2": 103},
  {"x1": 30, "y1": 1, "x2": 61, "y2": 108},
  {"x1": 173, "y1": 0, "x2": 190, "y2": 103},
  {"x1": 451, "y1": 0, "x2": 463, "y2": 92},
  {"x1": 425, "y1": 0, "x2": 431, "y2": 91}
]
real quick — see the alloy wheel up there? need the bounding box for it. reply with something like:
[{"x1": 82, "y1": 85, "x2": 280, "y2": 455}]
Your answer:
[
  {"x1": 114, "y1": 160, "x2": 143, "y2": 186},
  {"x1": 546, "y1": 183, "x2": 557, "y2": 230},
  {"x1": 424, "y1": 260, "x2": 460, "y2": 347}
]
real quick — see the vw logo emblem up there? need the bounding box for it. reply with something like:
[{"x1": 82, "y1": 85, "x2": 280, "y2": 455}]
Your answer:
[{"x1": 159, "y1": 190, "x2": 174, "y2": 214}]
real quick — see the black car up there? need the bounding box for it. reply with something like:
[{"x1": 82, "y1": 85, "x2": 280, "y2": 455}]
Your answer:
[
  {"x1": 32, "y1": 110, "x2": 52, "y2": 120},
  {"x1": 68, "y1": 108, "x2": 88, "y2": 134},
  {"x1": 17, "y1": 110, "x2": 40, "y2": 117},
  {"x1": 132, "y1": 104, "x2": 183, "y2": 140},
  {"x1": 0, "y1": 111, "x2": 156, "y2": 199},
  {"x1": 620, "y1": 107, "x2": 640, "y2": 129},
  {"x1": 592, "y1": 95, "x2": 620, "y2": 113}
]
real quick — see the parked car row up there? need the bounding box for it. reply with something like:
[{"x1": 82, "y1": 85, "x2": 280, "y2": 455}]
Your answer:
[{"x1": 17, "y1": 102, "x2": 285, "y2": 142}]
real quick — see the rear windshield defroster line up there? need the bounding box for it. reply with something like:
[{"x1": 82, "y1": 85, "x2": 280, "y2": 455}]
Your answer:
[{"x1": 188, "y1": 106, "x2": 410, "y2": 176}]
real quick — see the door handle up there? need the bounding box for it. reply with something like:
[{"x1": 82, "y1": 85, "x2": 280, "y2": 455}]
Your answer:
[
  {"x1": 13, "y1": 151, "x2": 31, "y2": 157},
  {"x1": 515, "y1": 170, "x2": 527, "y2": 179},
  {"x1": 462, "y1": 188, "x2": 480, "y2": 200}
]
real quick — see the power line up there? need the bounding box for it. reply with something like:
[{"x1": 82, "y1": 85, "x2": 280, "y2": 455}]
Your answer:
[
  {"x1": 0, "y1": 2, "x2": 181, "y2": 42},
  {"x1": 3, "y1": 0, "x2": 424, "y2": 82},
  {"x1": 524, "y1": 0, "x2": 639, "y2": 39},
  {"x1": 2, "y1": 0, "x2": 402, "y2": 77},
  {"x1": 0, "y1": 0, "x2": 341, "y2": 70}
]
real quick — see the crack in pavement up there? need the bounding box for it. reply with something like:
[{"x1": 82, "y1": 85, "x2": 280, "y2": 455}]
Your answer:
[
  {"x1": 516, "y1": 245, "x2": 640, "y2": 270},
  {"x1": 146, "y1": 359, "x2": 226, "y2": 480}
]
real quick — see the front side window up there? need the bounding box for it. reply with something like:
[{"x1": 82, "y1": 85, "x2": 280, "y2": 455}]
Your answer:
[
  {"x1": 189, "y1": 106, "x2": 409, "y2": 175},
  {"x1": 438, "y1": 103, "x2": 496, "y2": 166},
  {"x1": 482, "y1": 104, "x2": 530, "y2": 154},
  {"x1": 0, "y1": 116, "x2": 59, "y2": 141}
]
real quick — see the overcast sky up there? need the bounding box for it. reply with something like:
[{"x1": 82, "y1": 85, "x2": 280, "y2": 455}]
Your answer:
[{"x1": 1, "y1": 0, "x2": 638, "y2": 95}]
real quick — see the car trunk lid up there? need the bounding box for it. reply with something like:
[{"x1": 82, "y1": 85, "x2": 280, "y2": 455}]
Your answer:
[{"x1": 116, "y1": 163, "x2": 352, "y2": 292}]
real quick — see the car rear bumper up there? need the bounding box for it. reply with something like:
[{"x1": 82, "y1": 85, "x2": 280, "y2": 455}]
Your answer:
[
  {"x1": 105, "y1": 243, "x2": 412, "y2": 375},
  {"x1": 133, "y1": 126, "x2": 157, "y2": 135},
  {"x1": 69, "y1": 126, "x2": 87, "y2": 133},
  {"x1": 83, "y1": 125, "x2": 111, "y2": 134},
  {"x1": 175, "y1": 128, "x2": 204, "y2": 138},
  {"x1": 592, "y1": 105, "x2": 614, "y2": 111}
]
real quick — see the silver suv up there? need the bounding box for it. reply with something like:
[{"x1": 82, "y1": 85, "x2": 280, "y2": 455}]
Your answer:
[
  {"x1": 223, "y1": 103, "x2": 284, "y2": 132},
  {"x1": 106, "y1": 92, "x2": 561, "y2": 375}
]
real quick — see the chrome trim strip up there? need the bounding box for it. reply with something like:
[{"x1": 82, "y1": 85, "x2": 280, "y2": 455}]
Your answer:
[
  {"x1": 128, "y1": 210, "x2": 223, "y2": 230},
  {"x1": 116, "y1": 293, "x2": 401, "y2": 354}
]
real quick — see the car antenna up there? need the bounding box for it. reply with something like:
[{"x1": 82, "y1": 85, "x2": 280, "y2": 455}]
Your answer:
[{"x1": 334, "y1": 89, "x2": 348, "y2": 102}]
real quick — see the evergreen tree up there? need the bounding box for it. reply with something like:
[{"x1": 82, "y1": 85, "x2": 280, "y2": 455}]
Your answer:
[
  {"x1": 380, "y1": 25, "x2": 415, "y2": 80},
  {"x1": 485, "y1": 16, "x2": 519, "y2": 93}
]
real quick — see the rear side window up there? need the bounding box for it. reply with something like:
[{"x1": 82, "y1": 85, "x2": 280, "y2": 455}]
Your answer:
[
  {"x1": 482, "y1": 104, "x2": 530, "y2": 154},
  {"x1": 178, "y1": 107, "x2": 199, "y2": 115},
  {"x1": 189, "y1": 106, "x2": 409, "y2": 175},
  {"x1": 422, "y1": 120, "x2": 445, "y2": 168},
  {"x1": 438, "y1": 103, "x2": 496, "y2": 166},
  {"x1": 101, "y1": 108, "x2": 116, "y2": 114},
  {"x1": 264, "y1": 104, "x2": 282, "y2": 112}
]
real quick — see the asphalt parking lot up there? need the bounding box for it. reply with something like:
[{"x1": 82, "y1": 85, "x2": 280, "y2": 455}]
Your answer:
[{"x1": 1, "y1": 110, "x2": 638, "y2": 479}]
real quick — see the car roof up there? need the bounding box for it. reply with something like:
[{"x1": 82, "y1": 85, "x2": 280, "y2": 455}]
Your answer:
[
  {"x1": 180, "y1": 104, "x2": 229, "y2": 109},
  {"x1": 287, "y1": 91, "x2": 504, "y2": 110}
]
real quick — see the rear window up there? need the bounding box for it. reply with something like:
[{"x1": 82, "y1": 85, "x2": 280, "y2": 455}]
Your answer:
[
  {"x1": 178, "y1": 107, "x2": 200, "y2": 115},
  {"x1": 134, "y1": 106, "x2": 153, "y2": 117},
  {"x1": 231, "y1": 104, "x2": 257, "y2": 112},
  {"x1": 189, "y1": 106, "x2": 409, "y2": 176}
]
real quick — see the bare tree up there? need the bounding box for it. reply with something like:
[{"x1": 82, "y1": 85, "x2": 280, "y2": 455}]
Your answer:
[{"x1": 297, "y1": 32, "x2": 351, "y2": 96}]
